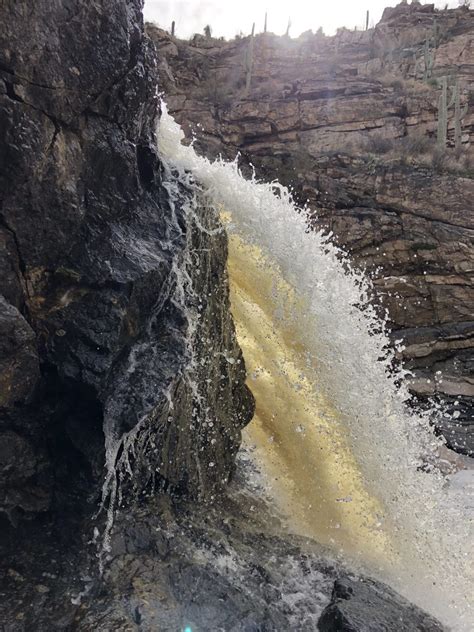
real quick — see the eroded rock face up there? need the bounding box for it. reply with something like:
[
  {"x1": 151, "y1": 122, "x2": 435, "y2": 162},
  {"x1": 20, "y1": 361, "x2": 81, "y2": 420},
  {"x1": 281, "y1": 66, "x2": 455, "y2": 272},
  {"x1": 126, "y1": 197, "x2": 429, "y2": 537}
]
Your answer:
[
  {"x1": 148, "y1": 2, "x2": 474, "y2": 454},
  {"x1": 0, "y1": 0, "x2": 253, "y2": 519}
]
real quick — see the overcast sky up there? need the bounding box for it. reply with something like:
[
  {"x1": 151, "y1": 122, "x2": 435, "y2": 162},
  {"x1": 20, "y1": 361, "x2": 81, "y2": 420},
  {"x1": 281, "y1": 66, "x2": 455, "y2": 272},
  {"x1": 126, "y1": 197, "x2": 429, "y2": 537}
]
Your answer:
[{"x1": 144, "y1": 1, "x2": 461, "y2": 39}]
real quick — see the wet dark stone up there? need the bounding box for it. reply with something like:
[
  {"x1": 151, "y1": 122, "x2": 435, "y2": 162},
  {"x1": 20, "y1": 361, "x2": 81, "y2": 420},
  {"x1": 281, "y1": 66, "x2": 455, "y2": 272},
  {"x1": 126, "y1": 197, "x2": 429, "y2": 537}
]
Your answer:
[
  {"x1": 318, "y1": 576, "x2": 444, "y2": 632},
  {"x1": 0, "y1": 0, "x2": 254, "y2": 518},
  {"x1": 0, "y1": 455, "x2": 447, "y2": 632},
  {"x1": 0, "y1": 296, "x2": 39, "y2": 409}
]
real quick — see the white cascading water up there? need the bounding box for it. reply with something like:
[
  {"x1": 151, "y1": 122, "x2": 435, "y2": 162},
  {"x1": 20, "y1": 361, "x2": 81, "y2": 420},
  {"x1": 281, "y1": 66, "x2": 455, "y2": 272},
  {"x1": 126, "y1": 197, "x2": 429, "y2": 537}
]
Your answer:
[{"x1": 157, "y1": 103, "x2": 473, "y2": 630}]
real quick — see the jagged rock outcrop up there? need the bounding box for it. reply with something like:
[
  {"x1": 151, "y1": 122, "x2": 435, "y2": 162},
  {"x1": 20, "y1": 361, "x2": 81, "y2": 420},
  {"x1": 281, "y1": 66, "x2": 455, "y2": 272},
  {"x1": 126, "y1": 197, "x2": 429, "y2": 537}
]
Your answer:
[
  {"x1": 0, "y1": 0, "x2": 253, "y2": 521},
  {"x1": 148, "y1": 1, "x2": 474, "y2": 455}
]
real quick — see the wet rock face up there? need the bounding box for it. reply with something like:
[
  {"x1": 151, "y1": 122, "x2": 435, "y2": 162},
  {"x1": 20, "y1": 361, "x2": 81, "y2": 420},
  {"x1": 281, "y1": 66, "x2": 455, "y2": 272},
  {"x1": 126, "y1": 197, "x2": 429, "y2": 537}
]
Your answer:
[
  {"x1": 149, "y1": 2, "x2": 474, "y2": 455},
  {"x1": 0, "y1": 0, "x2": 253, "y2": 519},
  {"x1": 0, "y1": 297, "x2": 39, "y2": 409},
  {"x1": 318, "y1": 576, "x2": 444, "y2": 632}
]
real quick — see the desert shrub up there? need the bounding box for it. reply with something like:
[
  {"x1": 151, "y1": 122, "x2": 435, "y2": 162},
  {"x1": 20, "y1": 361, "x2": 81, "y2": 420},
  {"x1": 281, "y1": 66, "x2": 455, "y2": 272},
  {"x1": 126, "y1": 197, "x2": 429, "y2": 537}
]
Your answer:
[
  {"x1": 376, "y1": 74, "x2": 433, "y2": 97},
  {"x1": 411, "y1": 242, "x2": 438, "y2": 251},
  {"x1": 431, "y1": 147, "x2": 447, "y2": 172},
  {"x1": 450, "y1": 152, "x2": 474, "y2": 177},
  {"x1": 365, "y1": 135, "x2": 394, "y2": 154},
  {"x1": 414, "y1": 145, "x2": 474, "y2": 176},
  {"x1": 390, "y1": 78, "x2": 404, "y2": 91},
  {"x1": 401, "y1": 134, "x2": 433, "y2": 155},
  {"x1": 326, "y1": 61, "x2": 339, "y2": 76},
  {"x1": 200, "y1": 71, "x2": 233, "y2": 107},
  {"x1": 461, "y1": 153, "x2": 473, "y2": 171}
]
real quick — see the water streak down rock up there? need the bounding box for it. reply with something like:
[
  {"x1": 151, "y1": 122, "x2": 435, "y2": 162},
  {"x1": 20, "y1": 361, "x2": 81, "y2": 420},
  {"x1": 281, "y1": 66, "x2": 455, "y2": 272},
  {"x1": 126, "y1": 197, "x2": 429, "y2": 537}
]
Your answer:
[{"x1": 0, "y1": 0, "x2": 253, "y2": 521}]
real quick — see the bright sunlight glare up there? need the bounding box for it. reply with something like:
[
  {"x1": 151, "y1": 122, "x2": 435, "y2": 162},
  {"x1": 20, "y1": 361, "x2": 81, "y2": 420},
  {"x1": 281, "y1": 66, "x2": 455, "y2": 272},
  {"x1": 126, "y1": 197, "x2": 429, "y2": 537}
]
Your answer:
[{"x1": 144, "y1": 0, "x2": 461, "y2": 39}]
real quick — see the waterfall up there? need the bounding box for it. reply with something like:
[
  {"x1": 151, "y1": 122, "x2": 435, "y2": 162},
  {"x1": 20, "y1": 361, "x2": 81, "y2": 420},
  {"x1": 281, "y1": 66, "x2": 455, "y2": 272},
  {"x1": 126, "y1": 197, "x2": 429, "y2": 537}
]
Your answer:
[{"x1": 157, "y1": 104, "x2": 473, "y2": 630}]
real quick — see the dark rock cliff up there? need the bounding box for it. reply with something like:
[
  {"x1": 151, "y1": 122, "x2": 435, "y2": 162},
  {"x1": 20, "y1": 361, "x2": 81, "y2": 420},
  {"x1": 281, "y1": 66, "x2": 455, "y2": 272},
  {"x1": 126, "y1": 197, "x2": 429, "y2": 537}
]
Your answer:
[
  {"x1": 148, "y1": 1, "x2": 474, "y2": 455},
  {"x1": 0, "y1": 0, "x2": 253, "y2": 522}
]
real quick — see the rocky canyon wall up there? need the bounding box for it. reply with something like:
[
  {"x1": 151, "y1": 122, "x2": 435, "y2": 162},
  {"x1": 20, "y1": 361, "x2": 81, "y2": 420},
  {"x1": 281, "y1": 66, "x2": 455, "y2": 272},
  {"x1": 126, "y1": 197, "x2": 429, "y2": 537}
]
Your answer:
[
  {"x1": 148, "y1": 1, "x2": 474, "y2": 455},
  {"x1": 0, "y1": 0, "x2": 253, "y2": 522}
]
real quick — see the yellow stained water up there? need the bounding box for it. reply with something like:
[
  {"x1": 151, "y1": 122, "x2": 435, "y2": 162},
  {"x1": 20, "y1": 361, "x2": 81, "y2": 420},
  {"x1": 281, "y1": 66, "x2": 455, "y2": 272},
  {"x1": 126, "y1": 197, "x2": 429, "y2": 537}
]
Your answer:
[{"x1": 227, "y1": 232, "x2": 394, "y2": 569}]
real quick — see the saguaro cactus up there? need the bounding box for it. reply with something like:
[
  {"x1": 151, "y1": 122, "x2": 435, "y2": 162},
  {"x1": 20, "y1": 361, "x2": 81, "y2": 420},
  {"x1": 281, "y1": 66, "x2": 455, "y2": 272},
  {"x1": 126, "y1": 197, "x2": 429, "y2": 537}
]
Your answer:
[
  {"x1": 245, "y1": 23, "x2": 255, "y2": 95},
  {"x1": 413, "y1": 30, "x2": 437, "y2": 82},
  {"x1": 437, "y1": 78, "x2": 468, "y2": 149},
  {"x1": 423, "y1": 38, "x2": 435, "y2": 81},
  {"x1": 437, "y1": 77, "x2": 451, "y2": 146},
  {"x1": 452, "y1": 82, "x2": 468, "y2": 151},
  {"x1": 413, "y1": 52, "x2": 423, "y2": 80},
  {"x1": 432, "y1": 17, "x2": 441, "y2": 48}
]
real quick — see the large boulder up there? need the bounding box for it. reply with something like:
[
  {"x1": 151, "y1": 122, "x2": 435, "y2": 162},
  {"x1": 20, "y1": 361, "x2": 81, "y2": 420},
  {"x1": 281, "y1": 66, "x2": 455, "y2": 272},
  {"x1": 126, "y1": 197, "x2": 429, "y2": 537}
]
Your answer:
[{"x1": 318, "y1": 576, "x2": 444, "y2": 632}]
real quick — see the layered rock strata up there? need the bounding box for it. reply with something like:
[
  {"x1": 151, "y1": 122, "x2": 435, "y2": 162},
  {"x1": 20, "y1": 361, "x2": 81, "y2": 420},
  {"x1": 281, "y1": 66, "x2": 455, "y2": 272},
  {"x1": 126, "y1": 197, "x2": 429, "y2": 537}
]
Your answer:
[{"x1": 149, "y1": 1, "x2": 474, "y2": 454}]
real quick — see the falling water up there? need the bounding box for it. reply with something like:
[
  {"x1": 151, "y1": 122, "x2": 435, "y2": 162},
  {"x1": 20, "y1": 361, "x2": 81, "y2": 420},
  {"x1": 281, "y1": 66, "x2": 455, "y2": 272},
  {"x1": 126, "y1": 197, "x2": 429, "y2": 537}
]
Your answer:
[{"x1": 157, "y1": 104, "x2": 473, "y2": 630}]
